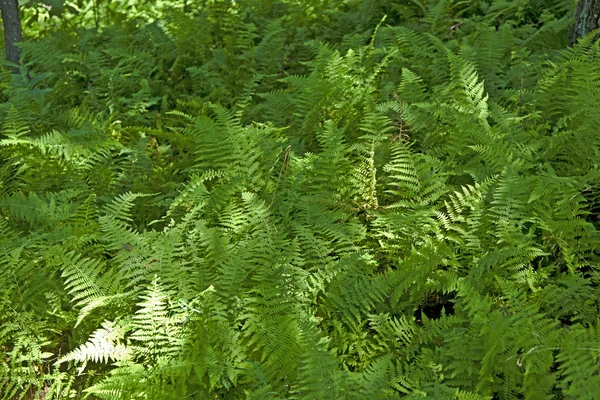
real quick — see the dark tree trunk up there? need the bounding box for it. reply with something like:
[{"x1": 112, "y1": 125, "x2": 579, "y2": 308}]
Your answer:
[
  {"x1": 569, "y1": 0, "x2": 600, "y2": 45},
  {"x1": 0, "y1": 0, "x2": 22, "y2": 73}
]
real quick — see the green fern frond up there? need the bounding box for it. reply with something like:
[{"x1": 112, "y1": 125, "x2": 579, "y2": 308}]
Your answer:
[
  {"x1": 58, "y1": 251, "x2": 120, "y2": 309},
  {"x1": 102, "y1": 192, "x2": 152, "y2": 224},
  {"x1": 292, "y1": 317, "x2": 345, "y2": 399},
  {"x1": 131, "y1": 278, "x2": 183, "y2": 360},
  {"x1": 445, "y1": 51, "x2": 490, "y2": 125},
  {"x1": 1, "y1": 105, "x2": 31, "y2": 138},
  {"x1": 555, "y1": 321, "x2": 600, "y2": 399},
  {"x1": 347, "y1": 354, "x2": 404, "y2": 399},
  {"x1": 57, "y1": 320, "x2": 130, "y2": 372}
]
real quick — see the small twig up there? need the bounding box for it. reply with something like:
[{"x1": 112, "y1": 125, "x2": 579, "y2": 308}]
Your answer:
[{"x1": 449, "y1": 21, "x2": 463, "y2": 31}]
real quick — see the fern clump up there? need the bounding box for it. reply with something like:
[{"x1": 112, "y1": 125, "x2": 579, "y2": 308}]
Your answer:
[{"x1": 1, "y1": 0, "x2": 599, "y2": 399}]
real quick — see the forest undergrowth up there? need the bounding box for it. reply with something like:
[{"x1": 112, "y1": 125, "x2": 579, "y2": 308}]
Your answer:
[{"x1": 1, "y1": 0, "x2": 600, "y2": 399}]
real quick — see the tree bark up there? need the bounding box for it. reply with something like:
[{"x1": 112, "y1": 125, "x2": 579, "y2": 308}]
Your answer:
[
  {"x1": 0, "y1": 0, "x2": 22, "y2": 72},
  {"x1": 569, "y1": 0, "x2": 600, "y2": 45}
]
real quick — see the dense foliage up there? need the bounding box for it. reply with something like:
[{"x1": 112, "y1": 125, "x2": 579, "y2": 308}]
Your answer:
[{"x1": 1, "y1": 0, "x2": 599, "y2": 398}]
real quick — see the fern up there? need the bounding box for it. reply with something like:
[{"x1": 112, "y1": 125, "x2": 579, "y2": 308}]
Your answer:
[
  {"x1": 57, "y1": 321, "x2": 130, "y2": 372},
  {"x1": 1, "y1": 1, "x2": 600, "y2": 399}
]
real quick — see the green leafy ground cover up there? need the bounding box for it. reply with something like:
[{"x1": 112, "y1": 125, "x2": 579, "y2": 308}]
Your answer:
[{"x1": 1, "y1": 0, "x2": 600, "y2": 398}]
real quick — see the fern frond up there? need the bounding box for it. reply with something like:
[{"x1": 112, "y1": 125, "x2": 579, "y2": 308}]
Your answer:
[
  {"x1": 102, "y1": 192, "x2": 152, "y2": 224},
  {"x1": 292, "y1": 317, "x2": 345, "y2": 399},
  {"x1": 57, "y1": 321, "x2": 130, "y2": 372},
  {"x1": 130, "y1": 278, "x2": 183, "y2": 360}
]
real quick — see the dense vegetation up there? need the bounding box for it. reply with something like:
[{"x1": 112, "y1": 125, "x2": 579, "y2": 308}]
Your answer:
[{"x1": 1, "y1": 0, "x2": 599, "y2": 398}]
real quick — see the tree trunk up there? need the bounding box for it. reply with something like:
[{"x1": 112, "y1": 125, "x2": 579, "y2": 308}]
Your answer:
[
  {"x1": 569, "y1": 0, "x2": 600, "y2": 45},
  {"x1": 0, "y1": 0, "x2": 22, "y2": 72}
]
